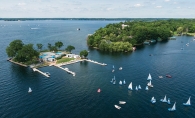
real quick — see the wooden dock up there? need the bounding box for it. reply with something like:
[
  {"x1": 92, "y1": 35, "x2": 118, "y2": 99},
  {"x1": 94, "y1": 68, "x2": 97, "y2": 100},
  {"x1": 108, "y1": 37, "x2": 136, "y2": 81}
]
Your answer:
[
  {"x1": 32, "y1": 68, "x2": 50, "y2": 77},
  {"x1": 55, "y1": 65, "x2": 76, "y2": 76}
]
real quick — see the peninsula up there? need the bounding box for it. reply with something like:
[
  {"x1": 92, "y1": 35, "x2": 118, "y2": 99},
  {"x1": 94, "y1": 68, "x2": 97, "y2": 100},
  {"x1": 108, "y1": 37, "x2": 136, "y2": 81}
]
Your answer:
[{"x1": 87, "y1": 19, "x2": 195, "y2": 52}]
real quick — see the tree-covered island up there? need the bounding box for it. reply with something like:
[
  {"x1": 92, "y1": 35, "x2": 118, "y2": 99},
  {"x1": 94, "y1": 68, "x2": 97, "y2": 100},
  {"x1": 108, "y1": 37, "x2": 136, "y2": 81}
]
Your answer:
[
  {"x1": 87, "y1": 19, "x2": 195, "y2": 52},
  {"x1": 6, "y1": 39, "x2": 88, "y2": 67}
]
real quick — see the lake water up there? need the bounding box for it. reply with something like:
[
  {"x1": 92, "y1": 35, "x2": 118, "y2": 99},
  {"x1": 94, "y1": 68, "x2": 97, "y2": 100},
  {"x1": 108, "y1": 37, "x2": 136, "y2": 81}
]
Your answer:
[{"x1": 0, "y1": 20, "x2": 195, "y2": 118}]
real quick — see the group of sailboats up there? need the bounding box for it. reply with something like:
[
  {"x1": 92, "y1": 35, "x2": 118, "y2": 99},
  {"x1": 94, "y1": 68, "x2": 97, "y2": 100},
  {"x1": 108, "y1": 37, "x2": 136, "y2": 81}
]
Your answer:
[
  {"x1": 114, "y1": 101, "x2": 126, "y2": 110},
  {"x1": 147, "y1": 73, "x2": 153, "y2": 87}
]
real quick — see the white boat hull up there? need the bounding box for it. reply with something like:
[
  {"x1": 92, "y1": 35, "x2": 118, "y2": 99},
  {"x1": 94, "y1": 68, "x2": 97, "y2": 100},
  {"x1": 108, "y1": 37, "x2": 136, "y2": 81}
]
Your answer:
[
  {"x1": 119, "y1": 101, "x2": 126, "y2": 104},
  {"x1": 114, "y1": 105, "x2": 121, "y2": 109}
]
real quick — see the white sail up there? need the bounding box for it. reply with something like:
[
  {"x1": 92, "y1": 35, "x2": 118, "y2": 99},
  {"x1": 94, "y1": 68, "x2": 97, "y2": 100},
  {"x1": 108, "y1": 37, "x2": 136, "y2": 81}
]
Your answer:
[
  {"x1": 168, "y1": 102, "x2": 176, "y2": 111},
  {"x1": 28, "y1": 87, "x2": 32, "y2": 93},
  {"x1": 128, "y1": 82, "x2": 132, "y2": 90},
  {"x1": 151, "y1": 96, "x2": 156, "y2": 103},
  {"x1": 135, "y1": 86, "x2": 138, "y2": 91},
  {"x1": 147, "y1": 80, "x2": 153, "y2": 87},
  {"x1": 161, "y1": 95, "x2": 167, "y2": 102},
  {"x1": 145, "y1": 86, "x2": 149, "y2": 90},
  {"x1": 183, "y1": 96, "x2": 191, "y2": 105},
  {"x1": 138, "y1": 85, "x2": 141, "y2": 89},
  {"x1": 119, "y1": 80, "x2": 122, "y2": 85},
  {"x1": 123, "y1": 79, "x2": 126, "y2": 84},
  {"x1": 147, "y1": 73, "x2": 152, "y2": 80}
]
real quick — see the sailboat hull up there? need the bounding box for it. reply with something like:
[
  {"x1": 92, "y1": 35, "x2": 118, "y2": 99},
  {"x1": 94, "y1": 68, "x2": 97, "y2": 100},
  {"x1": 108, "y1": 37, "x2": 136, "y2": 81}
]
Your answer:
[
  {"x1": 168, "y1": 108, "x2": 176, "y2": 111},
  {"x1": 183, "y1": 103, "x2": 191, "y2": 106}
]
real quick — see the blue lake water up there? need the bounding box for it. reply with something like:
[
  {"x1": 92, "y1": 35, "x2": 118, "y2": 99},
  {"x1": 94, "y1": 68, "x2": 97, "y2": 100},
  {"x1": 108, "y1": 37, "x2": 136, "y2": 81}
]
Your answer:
[{"x1": 0, "y1": 20, "x2": 195, "y2": 118}]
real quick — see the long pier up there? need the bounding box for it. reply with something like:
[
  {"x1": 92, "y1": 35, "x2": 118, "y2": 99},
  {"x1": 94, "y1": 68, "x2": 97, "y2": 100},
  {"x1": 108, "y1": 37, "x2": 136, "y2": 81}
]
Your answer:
[
  {"x1": 55, "y1": 65, "x2": 76, "y2": 76},
  {"x1": 32, "y1": 68, "x2": 50, "y2": 77}
]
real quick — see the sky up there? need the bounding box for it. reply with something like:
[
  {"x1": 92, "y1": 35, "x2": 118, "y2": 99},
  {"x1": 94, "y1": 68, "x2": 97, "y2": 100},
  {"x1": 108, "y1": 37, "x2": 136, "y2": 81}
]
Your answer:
[{"x1": 0, "y1": 0, "x2": 195, "y2": 18}]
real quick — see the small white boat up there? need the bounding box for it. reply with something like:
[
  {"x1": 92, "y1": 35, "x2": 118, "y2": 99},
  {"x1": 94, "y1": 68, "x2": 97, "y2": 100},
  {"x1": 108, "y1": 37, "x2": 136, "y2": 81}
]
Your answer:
[
  {"x1": 167, "y1": 98, "x2": 171, "y2": 104},
  {"x1": 112, "y1": 69, "x2": 115, "y2": 72},
  {"x1": 160, "y1": 95, "x2": 167, "y2": 102},
  {"x1": 128, "y1": 82, "x2": 133, "y2": 90},
  {"x1": 168, "y1": 102, "x2": 176, "y2": 111},
  {"x1": 119, "y1": 101, "x2": 126, "y2": 104},
  {"x1": 97, "y1": 88, "x2": 101, "y2": 93},
  {"x1": 114, "y1": 105, "x2": 121, "y2": 110},
  {"x1": 28, "y1": 87, "x2": 32, "y2": 93},
  {"x1": 119, "y1": 80, "x2": 122, "y2": 85},
  {"x1": 123, "y1": 79, "x2": 126, "y2": 84},
  {"x1": 138, "y1": 85, "x2": 142, "y2": 89},
  {"x1": 145, "y1": 86, "x2": 149, "y2": 90},
  {"x1": 119, "y1": 67, "x2": 122, "y2": 70},
  {"x1": 135, "y1": 86, "x2": 138, "y2": 91},
  {"x1": 183, "y1": 96, "x2": 191, "y2": 106},
  {"x1": 151, "y1": 97, "x2": 156, "y2": 103},
  {"x1": 147, "y1": 80, "x2": 153, "y2": 87},
  {"x1": 147, "y1": 73, "x2": 152, "y2": 80},
  {"x1": 159, "y1": 76, "x2": 163, "y2": 78}
]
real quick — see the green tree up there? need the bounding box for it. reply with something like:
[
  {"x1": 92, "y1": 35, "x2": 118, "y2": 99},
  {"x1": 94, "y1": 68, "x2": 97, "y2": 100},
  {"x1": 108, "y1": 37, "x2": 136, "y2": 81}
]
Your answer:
[
  {"x1": 50, "y1": 46, "x2": 58, "y2": 52},
  {"x1": 6, "y1": 39, "x2": 24, "y2": 57},
  {"x1": 177, "y1": 27, "x2": 183, "y2": 34},
  {"x1": 80, "y1": 50, "x2": 88, "y2": 58},
  {"x1": 65, "y1": 45, "x2": 75, "y2": 53},
  {"x1": 55, "y1": 41, "x2": 64, "y2": 50},
  {"x1": 15, "y1": 44, "x2": 39, "y2": 62},
  {"x1": 36, "y1": 43, "x2": 43, "y2": 51}
]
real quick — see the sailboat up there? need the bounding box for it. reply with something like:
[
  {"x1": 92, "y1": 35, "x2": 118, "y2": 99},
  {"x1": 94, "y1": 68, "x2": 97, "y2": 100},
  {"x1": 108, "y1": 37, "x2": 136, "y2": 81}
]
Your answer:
[
  {"x1": 119, "y1": 101, "x2": 126, "y2": 104},
  {"x1": 135, "y1": 86, "x2": 138, "y2": 91},
  {"x1": 112, "y1": 65, "x2": 115, "y2": 72},
  {"x1": 147, "y1": 80, "x2": 153, "y2": 87},
  {"x1": 119, "y1": 67, "x2": 122, "y2": 70},
  {"x1": 114, "y1": 105, "x2": 121, "y2": 110},
  {"x1": 183, "y1": 96, "x2": 191, "y2": 106},
  {"x1": 160, "y1": 95, "x2": 167, "y2": 102},
  {"x1": 147, "y1": 73, "x2": 152, "y2": 80},
  {"x1": 167, "y1": 98, "x2": 171, "y2": 104},
  {"x1": 168, "y1": 102, "x2": 176, "y2": 111},
  {"x1": 113, "y1": 80, "x2": 116, "y2": 85},
  {"x1": 145, "y1": 86, "x2": 149, "y2": 90},
  {"x1": 138, "y1": 85, "x2": 142, "y2": 89},
  {"x1": 97, "y1": 88, "x2": 101, "y2": 93},
  {"x1": 123, "y1": 79, "x2": 126, "y2": 84},
  {"x1": 128, "y1": 82, "x2": 133, "y2": 90},
  {"x1": 119, "y1": 80, "x2": 122, "y2": 85},
  {"x1": 110, "y1": 78, "x2": 113, "y2": 83},
  {"x1": 28, "y1": 87, "x2": 32, "y2": 93},
  {"x1": 151, "y1": 97, "x2": 156, "y2": 103}
]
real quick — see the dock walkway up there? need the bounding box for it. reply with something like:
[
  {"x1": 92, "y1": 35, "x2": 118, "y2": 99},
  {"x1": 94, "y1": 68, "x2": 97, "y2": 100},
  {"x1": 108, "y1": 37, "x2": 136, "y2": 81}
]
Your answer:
[
  {"x1": 55, "y1": 65, "x2": 76, "y2": 76},
  {"x1": 32, "y1": 68, "x2": 50, "y2": 77}
]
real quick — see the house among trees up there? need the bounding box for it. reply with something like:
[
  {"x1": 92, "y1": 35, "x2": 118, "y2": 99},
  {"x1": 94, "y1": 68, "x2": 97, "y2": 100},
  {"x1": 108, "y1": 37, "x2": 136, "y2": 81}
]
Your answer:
[{"x1": 122, "y1": 24, "x2": 128, "y2": 29}]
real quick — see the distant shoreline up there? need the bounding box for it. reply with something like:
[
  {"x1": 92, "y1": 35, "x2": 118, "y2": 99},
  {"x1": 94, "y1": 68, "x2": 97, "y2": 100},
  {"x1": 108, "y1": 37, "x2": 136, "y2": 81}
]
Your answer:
[{"x1": 0, "y1": 18, "x2": 189, "y2": 21}]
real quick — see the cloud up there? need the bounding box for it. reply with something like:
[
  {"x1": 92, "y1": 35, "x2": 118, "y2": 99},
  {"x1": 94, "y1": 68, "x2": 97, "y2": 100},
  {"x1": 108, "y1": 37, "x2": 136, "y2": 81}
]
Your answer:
[
  {"x1": 17, "y1": 3, "x2": 26, "y2": 6},
  {"x1": 165, "y1": 0, "x2": 170, "y2": 2},
  {"x1": 134, "y1": 4, "x2": 143, "y2": 7},
  {"x1": 156, "y1": 6, "x2": 162, "y2": 8},
  {"x1": 177, "y1": 7, "x2": 180, "y2": 9}
]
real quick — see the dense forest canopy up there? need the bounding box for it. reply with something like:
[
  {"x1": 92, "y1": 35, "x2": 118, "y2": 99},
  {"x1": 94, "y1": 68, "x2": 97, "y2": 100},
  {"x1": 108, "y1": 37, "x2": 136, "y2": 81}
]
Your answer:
[{"x1": 87, "y1": 19, "x2": 195, "y2": 52}]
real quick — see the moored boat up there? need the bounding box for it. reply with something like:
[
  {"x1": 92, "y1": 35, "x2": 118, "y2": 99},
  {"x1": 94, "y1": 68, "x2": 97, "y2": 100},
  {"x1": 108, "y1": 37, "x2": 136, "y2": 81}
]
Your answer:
[
  {"x1": 119, "y1": 101, "x2": 126, "y2": 104},
  {"x1": 168, "y1": 102, "x2": 176, "y2": 111},
  {"x1": 114, "y1": 105, "x2": 121, "y2": 110}
]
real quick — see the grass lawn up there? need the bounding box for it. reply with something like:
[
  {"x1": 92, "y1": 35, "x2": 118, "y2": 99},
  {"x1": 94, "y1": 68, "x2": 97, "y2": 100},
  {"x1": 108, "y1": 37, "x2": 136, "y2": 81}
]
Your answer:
[{"x1": 56, "y1": 58, "x2": 74, "y2": 64}]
